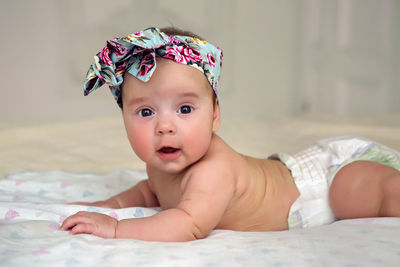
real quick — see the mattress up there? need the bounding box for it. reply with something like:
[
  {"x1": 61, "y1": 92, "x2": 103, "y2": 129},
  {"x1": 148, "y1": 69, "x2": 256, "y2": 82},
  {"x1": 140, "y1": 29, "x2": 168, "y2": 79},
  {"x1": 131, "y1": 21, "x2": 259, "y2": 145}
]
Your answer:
[{"x1": 1, "y1": 115, "x2": 399, "y2": 266}]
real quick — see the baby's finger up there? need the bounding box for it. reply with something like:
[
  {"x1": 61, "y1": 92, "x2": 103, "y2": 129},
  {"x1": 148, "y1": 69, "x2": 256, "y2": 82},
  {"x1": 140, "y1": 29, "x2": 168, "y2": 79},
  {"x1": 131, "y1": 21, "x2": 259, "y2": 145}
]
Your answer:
[
  {"x1": 59, "y1": 218, "x2": 75, "y2": 231},
  {"x1": 69, "y1": 223, "x2": 95, "y2": 235},
  {"x1": 59, "y1": 212, "x2": 91, "y2": 230}
]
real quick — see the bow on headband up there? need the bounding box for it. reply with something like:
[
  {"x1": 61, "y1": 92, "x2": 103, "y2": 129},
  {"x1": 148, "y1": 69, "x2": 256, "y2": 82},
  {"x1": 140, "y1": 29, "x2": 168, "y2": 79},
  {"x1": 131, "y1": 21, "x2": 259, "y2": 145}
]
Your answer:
[{"x1": 83, "y1": 27, "x2": 223, "y2": 108}]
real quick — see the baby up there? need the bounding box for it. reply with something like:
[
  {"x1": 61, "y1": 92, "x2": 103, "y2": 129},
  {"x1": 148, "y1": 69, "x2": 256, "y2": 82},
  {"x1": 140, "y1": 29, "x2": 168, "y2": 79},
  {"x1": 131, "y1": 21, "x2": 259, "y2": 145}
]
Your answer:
[{"x1": 60, "y1": 27, "x2": 400, "y2": 241}]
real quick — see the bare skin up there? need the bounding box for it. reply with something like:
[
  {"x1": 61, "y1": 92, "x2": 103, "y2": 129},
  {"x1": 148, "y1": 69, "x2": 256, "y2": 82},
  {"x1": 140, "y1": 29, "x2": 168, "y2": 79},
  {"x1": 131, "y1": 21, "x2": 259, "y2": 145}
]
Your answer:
[
  {"x1": 61, "y1": 135, "x2": 300, "y2": 240},
  {"x1": 330, "y1": 160, "x2": 400, "y2": 219},
  {"x1": 146, "y1": 135, "x2": 300, "y2": 232},
  {"x1": 59, "y1": 58, "x2": 400, "y2": 241}
]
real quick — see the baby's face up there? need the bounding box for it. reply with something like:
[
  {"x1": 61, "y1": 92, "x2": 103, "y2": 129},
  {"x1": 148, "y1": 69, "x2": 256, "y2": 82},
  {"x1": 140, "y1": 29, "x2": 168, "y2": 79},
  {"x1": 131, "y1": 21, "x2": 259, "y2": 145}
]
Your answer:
[{"x1": 121, "y1": 58, "x2": 220, "y2": 174}]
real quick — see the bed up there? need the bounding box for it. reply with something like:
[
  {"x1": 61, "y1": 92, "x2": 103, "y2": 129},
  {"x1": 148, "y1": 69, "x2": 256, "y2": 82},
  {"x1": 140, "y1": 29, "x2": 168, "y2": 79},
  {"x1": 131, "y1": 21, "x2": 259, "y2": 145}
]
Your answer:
[{"x1": 1, "y1": 115, "x2": 400, "y2": 266}]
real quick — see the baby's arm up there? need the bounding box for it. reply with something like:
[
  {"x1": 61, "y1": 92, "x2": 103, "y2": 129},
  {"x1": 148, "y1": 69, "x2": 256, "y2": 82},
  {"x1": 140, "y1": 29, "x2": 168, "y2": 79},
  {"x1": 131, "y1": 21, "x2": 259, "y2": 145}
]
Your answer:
[
  {"x1": 72, "y1": 180, "x2": 159, "y2": 208},
  {"x1": 61, "y1": 165, "x2": 235, "y2": 241},
  {"x1": 115, "y1": 167, "x2": 235, "y2": 241}
]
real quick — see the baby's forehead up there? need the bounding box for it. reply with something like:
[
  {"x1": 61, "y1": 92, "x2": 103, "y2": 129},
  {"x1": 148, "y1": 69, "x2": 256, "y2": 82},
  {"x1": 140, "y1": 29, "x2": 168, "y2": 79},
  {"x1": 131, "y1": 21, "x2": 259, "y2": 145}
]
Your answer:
[
  {"x1": 125, "y1": 58, "x2": 211, "y2": 90},
  {"x1": 121, "y1": 76, "x2": 212, "y2": 106}
]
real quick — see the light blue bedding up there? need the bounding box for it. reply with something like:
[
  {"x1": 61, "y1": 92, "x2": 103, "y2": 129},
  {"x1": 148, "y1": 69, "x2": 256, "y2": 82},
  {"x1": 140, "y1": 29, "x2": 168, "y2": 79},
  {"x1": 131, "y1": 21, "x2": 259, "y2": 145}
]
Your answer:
[{"x1": 1, "y1": 169, "x2": 400, "y2": 266}]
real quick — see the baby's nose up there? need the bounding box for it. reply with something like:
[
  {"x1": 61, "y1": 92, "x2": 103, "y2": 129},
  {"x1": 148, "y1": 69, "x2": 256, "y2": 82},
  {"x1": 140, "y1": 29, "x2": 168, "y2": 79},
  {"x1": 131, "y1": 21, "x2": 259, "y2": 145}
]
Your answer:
[{"x1": 156, "y1": 118, "x2": 176, "y2": 135}]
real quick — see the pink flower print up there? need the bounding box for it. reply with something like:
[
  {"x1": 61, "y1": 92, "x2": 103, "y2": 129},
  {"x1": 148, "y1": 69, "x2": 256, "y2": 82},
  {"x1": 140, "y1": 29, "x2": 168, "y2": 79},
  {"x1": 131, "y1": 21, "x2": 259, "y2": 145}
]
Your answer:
[
  {"x1": 15, "y1": 180, "x2": 25, "y2": 186},
  {"x1": 60, "y1": 181, "x2": 70, "y2": 188},
  {"x1": 48, "y1": 222, "x2": 59, "y2": 230},
  {"x1": 132, "y1": 47, "x2": 152, "y2": 55},
  {"x1": 13, "y1": 195, "x2": 23, "y2": 202},
  {"x1": 139, "y1": 53, "x2": 155, "y2": 76},
  {"x1": 168, "y1": 255, "x2": 183, "y2": 260},
  {"x1": 133, "y1": 31, "x2": 142, "y2": 38},
  {"x1": 168, "y1": 36, "x2": 181, "y2": 45},
  {"x1": 100, "y1": 46, "x2": 113, "y2": 66},
  {"x1": 5, "y1": 209, "x2": 19, "y2": 220},
  {"x1": 108, "y1": 40, "x2": 128, "y2": 57},
  {"x1": 115, "y1": 61, "x2": 127, "y2": 76},
  {"x1": 164, "y1": 45, "x2": 187, "y2": 64},
  {"x1": 125, "y1": 31, "x2": 143, "y2": 41},
  {"x1": 184, "y1": 47, "x2": 202, "y2": 63},
  {"x1": 33, "y1": 248, "x2": 50, "y2": 256},
  {"x1": 207, "y1": 53, "x2": 216, "y2": 68}
]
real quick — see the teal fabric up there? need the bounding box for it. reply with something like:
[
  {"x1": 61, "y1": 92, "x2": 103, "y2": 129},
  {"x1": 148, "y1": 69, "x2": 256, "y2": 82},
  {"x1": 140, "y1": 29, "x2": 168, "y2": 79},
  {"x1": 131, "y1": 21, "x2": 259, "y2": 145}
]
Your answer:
[{"x1": 83, "y1": 27, "x2": 223, "y2": 108}]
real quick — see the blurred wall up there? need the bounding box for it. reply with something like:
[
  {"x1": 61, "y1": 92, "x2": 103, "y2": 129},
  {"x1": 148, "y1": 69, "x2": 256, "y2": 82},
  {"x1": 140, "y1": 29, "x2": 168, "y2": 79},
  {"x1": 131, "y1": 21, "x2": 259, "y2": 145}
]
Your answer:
[
  {"x1": 0, "y1": 0, "x2": 398, "y2": 124},
  {"x1": 295, "y1": 0, "x2": 400, "y2": 116},
  {"x1": 0, "y1": 0, "x2": 296, "y2": 122}
]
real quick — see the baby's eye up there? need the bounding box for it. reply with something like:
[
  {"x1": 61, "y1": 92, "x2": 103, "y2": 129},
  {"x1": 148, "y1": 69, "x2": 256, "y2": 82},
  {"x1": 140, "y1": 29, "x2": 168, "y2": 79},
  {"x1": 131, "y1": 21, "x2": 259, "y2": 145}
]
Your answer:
[
  {"x1": 178, "y1": 105, "x2": 193, "y2": 114},
  {"x1": 138, "y1": 108, "x2": 154, "y2": 117}
]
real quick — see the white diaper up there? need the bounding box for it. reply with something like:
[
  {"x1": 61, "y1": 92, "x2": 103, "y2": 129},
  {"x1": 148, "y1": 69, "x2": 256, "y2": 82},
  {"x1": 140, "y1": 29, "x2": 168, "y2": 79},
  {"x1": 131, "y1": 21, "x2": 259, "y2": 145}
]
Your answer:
[{"x1": 269, "y1": 135, "x2": 400, "y2": 229}]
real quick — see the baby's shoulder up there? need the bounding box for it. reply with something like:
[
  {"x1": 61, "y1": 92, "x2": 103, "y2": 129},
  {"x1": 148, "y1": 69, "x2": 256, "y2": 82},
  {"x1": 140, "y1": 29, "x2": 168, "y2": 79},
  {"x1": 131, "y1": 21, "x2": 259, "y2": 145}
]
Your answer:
[
  {"x1": 180, "y1": 136, "x2": 246, "y2": 194},
  {"x1": 189, "y1": 153, "x2": 231, "y2": 177},
  {"x1": 181, "y1": 154, "x2": 237, "y2": 194},
  {"x1": 186, "y1": 136, "x2": 241, "y2": 180}
]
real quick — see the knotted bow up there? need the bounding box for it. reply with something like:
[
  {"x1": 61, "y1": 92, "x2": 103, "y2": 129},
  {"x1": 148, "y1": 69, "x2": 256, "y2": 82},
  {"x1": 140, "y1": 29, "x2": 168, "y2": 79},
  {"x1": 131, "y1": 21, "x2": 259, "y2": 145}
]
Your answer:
[{"x1": 83, "y1": 27, "x2": 223, "y2": 108}]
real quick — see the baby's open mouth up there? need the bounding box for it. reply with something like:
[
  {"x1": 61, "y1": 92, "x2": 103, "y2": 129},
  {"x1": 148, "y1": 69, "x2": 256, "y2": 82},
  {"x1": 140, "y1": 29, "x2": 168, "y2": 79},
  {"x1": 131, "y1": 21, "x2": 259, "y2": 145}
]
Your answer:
[{"x1": 158, "y1": 147, "x2": 180, "y2": 154}]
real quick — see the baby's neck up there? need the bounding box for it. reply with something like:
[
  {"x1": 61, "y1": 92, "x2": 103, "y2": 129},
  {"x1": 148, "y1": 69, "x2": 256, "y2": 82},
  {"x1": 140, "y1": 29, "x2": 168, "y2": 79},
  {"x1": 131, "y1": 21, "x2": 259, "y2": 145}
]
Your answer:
[{"x1": 146, "y1": 164, "x2": 186, "y2": 183}]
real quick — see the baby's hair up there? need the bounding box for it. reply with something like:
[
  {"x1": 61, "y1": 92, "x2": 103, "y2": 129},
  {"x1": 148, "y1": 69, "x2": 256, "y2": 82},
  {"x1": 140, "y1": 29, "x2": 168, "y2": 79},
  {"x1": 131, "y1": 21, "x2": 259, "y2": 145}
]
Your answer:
[{"x1": 160, "y1": 26, "x2": 205, "y2": 41}]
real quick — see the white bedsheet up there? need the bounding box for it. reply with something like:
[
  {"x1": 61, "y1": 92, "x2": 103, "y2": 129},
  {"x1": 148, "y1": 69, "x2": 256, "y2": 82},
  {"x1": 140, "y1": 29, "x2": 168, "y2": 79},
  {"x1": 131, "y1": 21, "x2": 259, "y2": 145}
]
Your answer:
[
  {"x1": 1, "y1": 115, "x2": 400, "y2": 266},
  {"x1": 1, "y1": 169, "x2": 400, "y2": 266}
]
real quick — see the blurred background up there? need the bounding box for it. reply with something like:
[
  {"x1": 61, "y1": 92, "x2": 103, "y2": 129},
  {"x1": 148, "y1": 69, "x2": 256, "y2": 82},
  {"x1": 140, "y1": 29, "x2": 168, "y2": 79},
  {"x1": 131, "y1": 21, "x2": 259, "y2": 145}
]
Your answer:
[{"x1": 0, "y1": 0, "x2": 399, "y2": 125}]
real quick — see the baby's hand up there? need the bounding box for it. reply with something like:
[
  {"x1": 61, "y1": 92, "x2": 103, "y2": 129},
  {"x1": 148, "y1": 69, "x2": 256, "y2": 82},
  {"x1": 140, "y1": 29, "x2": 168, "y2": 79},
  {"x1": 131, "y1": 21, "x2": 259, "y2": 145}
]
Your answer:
[
  {"x1": 70, "y1": 199, "x2": 120, "y2": 209},
  {"x1": 59, "y1": 211, "x2": 118, "y2": 238}
]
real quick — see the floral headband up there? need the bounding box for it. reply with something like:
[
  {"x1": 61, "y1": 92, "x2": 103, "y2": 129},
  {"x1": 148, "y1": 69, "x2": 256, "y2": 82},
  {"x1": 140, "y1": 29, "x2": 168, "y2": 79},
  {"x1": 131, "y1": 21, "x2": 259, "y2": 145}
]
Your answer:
[{"x1": 83, "y1": 27, "x2": 223, "y2": 108}]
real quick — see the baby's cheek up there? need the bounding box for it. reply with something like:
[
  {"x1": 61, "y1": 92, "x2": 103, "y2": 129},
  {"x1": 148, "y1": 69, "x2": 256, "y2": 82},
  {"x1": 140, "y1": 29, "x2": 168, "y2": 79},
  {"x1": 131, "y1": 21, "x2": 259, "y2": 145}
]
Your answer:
[
  {"x1": 129, "y1": 130, "x2": 152, "y2": 161},
  {"x1": 186, "y1": 125, "x2": 213, "y2": 157}
]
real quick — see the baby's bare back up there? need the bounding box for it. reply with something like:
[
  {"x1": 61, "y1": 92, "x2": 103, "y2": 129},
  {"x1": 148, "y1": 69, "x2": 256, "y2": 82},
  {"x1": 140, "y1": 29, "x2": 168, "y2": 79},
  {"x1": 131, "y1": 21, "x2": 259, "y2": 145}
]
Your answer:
[{"x1": 215, "y1": 153, "x2": 299, "y2": 232}]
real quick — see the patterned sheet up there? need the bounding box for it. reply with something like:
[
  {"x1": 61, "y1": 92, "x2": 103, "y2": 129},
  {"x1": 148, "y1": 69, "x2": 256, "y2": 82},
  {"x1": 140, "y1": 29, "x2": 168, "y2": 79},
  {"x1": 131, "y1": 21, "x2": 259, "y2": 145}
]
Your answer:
[{"x1": 1, "y1": 169, "x2": 400, "y2": 266}]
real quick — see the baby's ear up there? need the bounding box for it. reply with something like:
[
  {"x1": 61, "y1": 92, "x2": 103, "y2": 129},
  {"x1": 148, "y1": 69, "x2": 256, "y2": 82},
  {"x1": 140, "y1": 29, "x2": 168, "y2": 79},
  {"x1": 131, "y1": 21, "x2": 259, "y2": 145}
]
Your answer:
[{"x1": 212, "y1": 101, "x2": 221, "y2": 132}]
